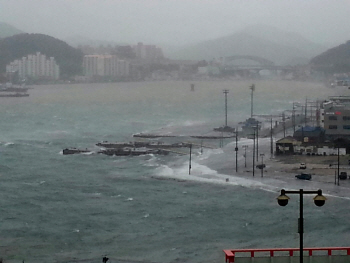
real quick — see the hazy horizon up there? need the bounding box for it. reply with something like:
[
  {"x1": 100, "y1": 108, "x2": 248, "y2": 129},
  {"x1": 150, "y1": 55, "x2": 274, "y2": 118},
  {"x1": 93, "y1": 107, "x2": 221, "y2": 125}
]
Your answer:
[{"x1": 1, "y1": 0, "x2": 350, "y2": 47}]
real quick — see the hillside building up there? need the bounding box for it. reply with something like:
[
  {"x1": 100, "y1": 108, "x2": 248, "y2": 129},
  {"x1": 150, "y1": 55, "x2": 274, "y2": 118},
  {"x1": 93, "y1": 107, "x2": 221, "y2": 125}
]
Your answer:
[
  {"x1": 133, "y1": 42, "x2": 163, "y2": 61},
  {"x1": 6, "y1": 52, "x2": 60, "y2": 80}
]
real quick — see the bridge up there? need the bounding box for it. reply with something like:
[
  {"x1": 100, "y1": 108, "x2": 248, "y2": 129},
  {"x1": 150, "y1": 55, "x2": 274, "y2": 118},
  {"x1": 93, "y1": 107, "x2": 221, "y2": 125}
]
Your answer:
[{"x1": 219, "y1": 55, "x2": 297, "y2": 78}]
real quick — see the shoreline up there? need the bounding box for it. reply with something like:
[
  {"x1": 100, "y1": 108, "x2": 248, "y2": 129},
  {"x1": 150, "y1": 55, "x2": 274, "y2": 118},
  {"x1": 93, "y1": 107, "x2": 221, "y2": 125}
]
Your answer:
[{"x1": 199, "y1": 132, "x2": 350, "y2": 199}]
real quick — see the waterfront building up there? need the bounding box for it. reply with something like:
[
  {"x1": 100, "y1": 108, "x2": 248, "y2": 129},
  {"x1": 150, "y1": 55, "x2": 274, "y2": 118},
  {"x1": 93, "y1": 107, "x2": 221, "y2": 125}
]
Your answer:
[
  {"x1": 6, "y1": 52, "x2": 60, "y2": 80},
  {"x1": 83, "y1": 55, "x2": 130, "y2": 78},
  {"x1": 320, "y1": 96, "x2": 350, "y2": 140}
]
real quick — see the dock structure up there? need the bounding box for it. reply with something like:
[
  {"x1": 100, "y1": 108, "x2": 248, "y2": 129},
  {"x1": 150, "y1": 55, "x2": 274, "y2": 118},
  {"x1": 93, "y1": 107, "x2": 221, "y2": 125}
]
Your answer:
[
  {"x1": 184, "y1": 141, "x2": 216, "y2": 149},
  {"x1": 224, "y1": 247, "x2": 350, "y2": 263}
]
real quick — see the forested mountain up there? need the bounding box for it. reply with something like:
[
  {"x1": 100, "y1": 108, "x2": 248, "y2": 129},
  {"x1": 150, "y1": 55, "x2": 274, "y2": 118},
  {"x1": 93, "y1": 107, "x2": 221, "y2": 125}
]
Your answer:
[
  {"x1": 0, "y1": 33, "x2": 84, "y2": 78},
  {"x1": 310, "y1": 40, "x2": 350, "y2": 74},
  {"x1": 166, "y1": 25, "x2": 328, "y2": 66},
  {"x1": 0, "y1": 22, "x2": 23, "y2": 38}
]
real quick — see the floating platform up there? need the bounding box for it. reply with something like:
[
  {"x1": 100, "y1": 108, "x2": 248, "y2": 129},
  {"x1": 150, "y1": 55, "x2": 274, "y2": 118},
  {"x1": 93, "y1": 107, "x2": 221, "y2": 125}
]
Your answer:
[
  {"x1": 63, "y1": 148, "x2": 90, "y2": 155},
  {"x1": 0, "y1": 93, "x2": 29, "y2": 97},
  {"x1": 96, "y1": 141, "x2": 190, "y2": 149},
  {"x1": 133, "y1": 133, "x2": 176, "y2": 138},
  {"x1": 213, "y1": 125, "x2": 236, "y2": 133},
  {"x1": 98, "y1": 147, "x2": 169, "y2": 156}
]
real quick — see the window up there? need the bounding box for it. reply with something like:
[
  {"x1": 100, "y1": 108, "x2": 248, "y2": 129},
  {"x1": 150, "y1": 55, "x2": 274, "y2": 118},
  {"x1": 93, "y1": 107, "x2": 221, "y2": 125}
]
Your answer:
[
  {"x1": 329, "y1": 116, "x2": 337, "y2": 120},
  {"x1": 343, "y1": 116, "x2": 350, "y2": 121},
  {"x1": 329, "y1": 125, "x2": 338, "y2": 129},
  {"x1": 344, "y1": 125, "x2": 350, "y2": 129}
]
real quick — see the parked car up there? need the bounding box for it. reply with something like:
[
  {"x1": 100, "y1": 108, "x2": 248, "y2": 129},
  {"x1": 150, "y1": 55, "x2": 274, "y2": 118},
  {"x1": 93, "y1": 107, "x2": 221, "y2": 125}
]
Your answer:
[
  {"x1": 300, "y1": 163, "x2": 306, "y2": 169},
  {"x1": 295, "y1": 173, "x2": 312, "y2": 180},
  {"x1": 339, "y1": 172, "x2": 347, "y2": 180},
  {"x1": 256, "y1": 164, "x2": 266, "y2": 169}
]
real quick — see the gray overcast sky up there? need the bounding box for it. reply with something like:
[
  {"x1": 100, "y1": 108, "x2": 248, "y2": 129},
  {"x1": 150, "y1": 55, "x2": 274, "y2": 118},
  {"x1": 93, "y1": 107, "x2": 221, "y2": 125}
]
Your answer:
[{"x1": 1, "y1": 0, "x2": 350, "y2": 46}]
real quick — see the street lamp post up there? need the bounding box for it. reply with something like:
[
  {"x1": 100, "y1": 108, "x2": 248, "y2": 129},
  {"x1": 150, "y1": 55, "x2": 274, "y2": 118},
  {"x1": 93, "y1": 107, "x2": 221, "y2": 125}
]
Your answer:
[
  {"x1": 277, "y1": 189, "x2": 326, "y2": 263},
  {"x1": 337, "y1": 146, "x2": 340, "y2": 186}
]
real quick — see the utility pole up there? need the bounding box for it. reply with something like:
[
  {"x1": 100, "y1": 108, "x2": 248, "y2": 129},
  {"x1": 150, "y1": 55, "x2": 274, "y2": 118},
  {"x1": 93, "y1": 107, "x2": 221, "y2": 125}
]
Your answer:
[
  {"x1": 292, "y1": 102, "x2": 296, "y2": 133},
  {"x1": 260, "y1": 153, "x2": 265, "y2": 177},
  {"x1": 253, "y1": 129, "x2": 256, "y2": 177},
  {"x1": 242, "y1": 145, "x2": 248, "y2": 168},
  {"x1": 189, "y1": 144, "x2": 192, "y2": 175},
  {"x1": 235, "y1": 131, "x2": 238, "y2": 172},
  {"x1": 270, "y1": 117, "x2": 273, "y2": 157},
  {"x1": 223, "y1": 89, "x2": 229, "y2": 127},
  {"x1": 250, "y1": 84, "x2": 255, "y2": 118},
  {"x1": 256, "y1": 126, "x2": 259, "y2": 162},
  {"x1": 282, "y1": 112, "x2": 286, "y2": 137},
  {"x1": 305, "y1": 98, "x2": 308, "y2": 126}
]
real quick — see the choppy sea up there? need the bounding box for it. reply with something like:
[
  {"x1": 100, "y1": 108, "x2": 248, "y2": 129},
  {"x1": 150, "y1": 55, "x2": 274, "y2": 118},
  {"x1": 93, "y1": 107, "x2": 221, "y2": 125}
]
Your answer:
[{"x1": 1, "y1": 80, "x2": 350, "y2": 263}]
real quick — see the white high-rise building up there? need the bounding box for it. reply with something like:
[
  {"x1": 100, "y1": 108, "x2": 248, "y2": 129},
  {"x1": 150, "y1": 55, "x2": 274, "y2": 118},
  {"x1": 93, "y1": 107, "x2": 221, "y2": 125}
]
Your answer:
[
  {"x1": 6, "y1": 52, "x2": 60, "y2": 80},
  {"x1": 83, "y1": 55, "x2": 130, "y2": 78}
]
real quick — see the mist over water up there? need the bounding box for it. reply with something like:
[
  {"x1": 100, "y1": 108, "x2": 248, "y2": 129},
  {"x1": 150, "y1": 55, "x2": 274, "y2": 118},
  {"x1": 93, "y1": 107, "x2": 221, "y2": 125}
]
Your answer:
[{"x1": 0, "y1": 80, "x2": 349, "y2": 263}]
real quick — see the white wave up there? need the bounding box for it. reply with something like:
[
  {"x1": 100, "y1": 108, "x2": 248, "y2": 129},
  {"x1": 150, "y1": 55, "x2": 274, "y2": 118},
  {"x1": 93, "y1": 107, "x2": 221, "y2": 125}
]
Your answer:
[
  {"x1": 3, "y1": 142, "x2": 15, "y2": 146},
  {"x1": 81, "y1": 151, "x2": 94, "y2": 155},
  {"x1": 197, "y1": 148, "x2": 224, "y2": 160},
  {"x1": 155, "y1": 160, "x2": 267, "y2": 189},
  {"x1": 143, "y1": 155, "x2": 160, "y2": 167},
  {"x1": 182, "y1": 120, "x2": 206, "y2": 126}
]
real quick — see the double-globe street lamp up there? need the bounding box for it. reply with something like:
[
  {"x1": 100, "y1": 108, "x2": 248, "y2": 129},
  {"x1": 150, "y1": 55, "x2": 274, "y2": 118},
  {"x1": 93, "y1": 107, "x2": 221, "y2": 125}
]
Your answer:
[{"x1": 277, "y1": 189, "x2": 327, "y2": 263}]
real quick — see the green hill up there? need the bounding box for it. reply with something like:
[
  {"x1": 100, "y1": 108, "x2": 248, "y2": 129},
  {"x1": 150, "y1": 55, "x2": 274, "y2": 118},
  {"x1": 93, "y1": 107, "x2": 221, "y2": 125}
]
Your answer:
[
  {"x1": 310, "y1": 40, "x2": 350, "y2": 74},
  {"x1": 0, "y1": 22, "x2": 23, "y2": 38},
  {"x1": 0, "y1": 33, "x2": 84, "y2": 78}
]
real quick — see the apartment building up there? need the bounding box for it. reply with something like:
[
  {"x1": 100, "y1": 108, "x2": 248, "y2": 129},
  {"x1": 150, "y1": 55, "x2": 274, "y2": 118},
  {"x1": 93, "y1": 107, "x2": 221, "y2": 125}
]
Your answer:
[
  {"x1": 134, "y1": 42, "x2": 163, "y2": 60},
  {"x1": 6, "y1": 52, "x2": 60, "y2": 80},
  {"x1": 83, "y1": 55, "x2": 130, "y2": 78}
]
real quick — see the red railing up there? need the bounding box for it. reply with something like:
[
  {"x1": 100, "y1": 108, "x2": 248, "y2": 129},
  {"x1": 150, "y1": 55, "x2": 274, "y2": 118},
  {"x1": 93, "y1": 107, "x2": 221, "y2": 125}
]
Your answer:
[{"x1": 224, "y1": 247, "x2": 350, "y2": 263}]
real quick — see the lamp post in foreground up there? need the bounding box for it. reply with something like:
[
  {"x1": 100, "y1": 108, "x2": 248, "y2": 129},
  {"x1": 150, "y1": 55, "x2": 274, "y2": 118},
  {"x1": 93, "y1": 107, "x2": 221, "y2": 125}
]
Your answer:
[{"x1": 277, "y1": 189, "x2": 326, "y2": 263}]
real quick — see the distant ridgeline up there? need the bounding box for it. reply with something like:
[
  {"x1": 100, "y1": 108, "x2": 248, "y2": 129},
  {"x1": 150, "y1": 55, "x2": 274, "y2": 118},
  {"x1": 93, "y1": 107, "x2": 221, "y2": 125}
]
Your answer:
[
  {"x1": 0, "y1": 33, "x2": 84, "y2": 78},
  {"x1": 310, "y1": 40, "x2": 350, "y2": 74}
]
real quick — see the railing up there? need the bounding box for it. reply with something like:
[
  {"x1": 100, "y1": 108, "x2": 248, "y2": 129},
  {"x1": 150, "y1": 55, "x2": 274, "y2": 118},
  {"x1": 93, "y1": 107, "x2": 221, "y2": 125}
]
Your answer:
[{"x1": 224, "y1": 247, "x2": 350, "y2": 263}]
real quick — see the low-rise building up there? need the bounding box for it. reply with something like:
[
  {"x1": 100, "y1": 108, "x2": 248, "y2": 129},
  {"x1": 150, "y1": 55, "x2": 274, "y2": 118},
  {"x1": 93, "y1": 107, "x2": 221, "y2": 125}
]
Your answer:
[{"x1": 321, "y1": 96, "x2": 350, "y2": 140}]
